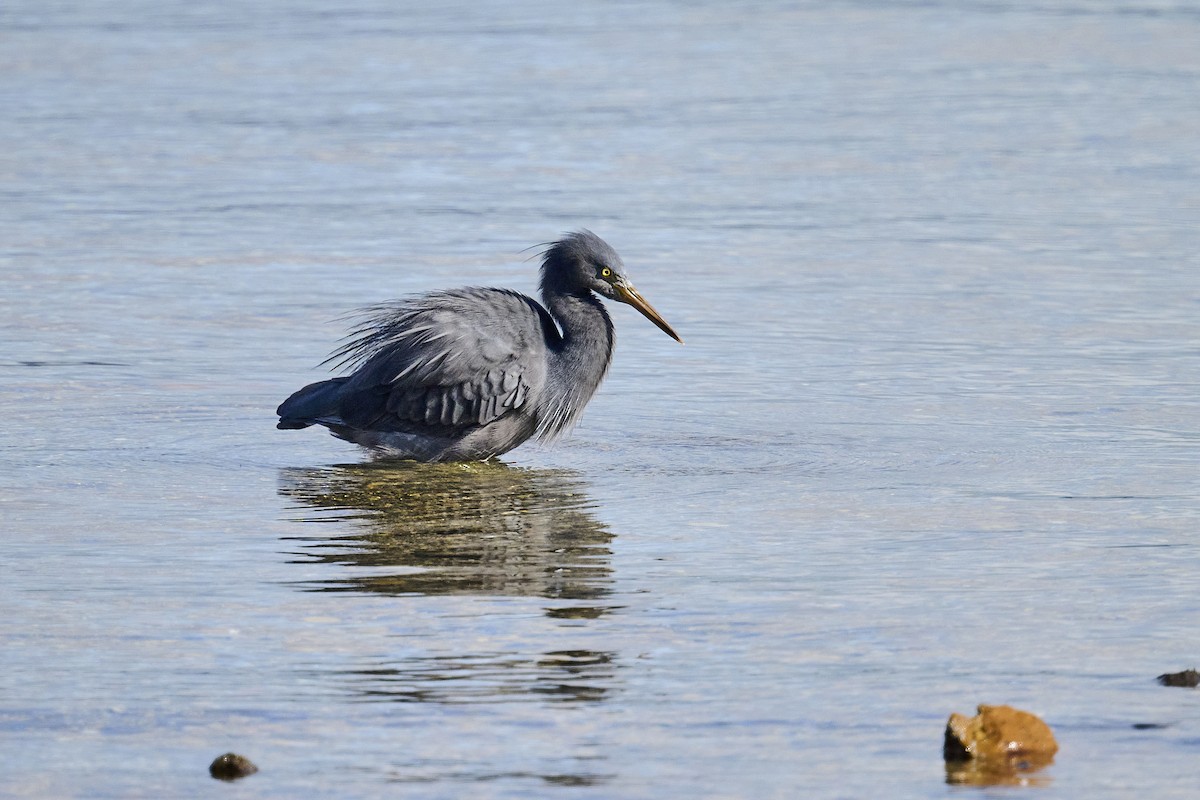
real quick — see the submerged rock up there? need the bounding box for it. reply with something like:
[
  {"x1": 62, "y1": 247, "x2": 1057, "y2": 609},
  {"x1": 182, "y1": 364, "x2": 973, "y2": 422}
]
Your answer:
[
  {"x1": 209, "y1": 752, "x2": 258, "y2": 781},
  {"x1": 1156, "y1": 669, "x2": 1199, "y2": 688},
  {"x1": 943, "y1": 704, "x2": 1057, "y2": 786}
]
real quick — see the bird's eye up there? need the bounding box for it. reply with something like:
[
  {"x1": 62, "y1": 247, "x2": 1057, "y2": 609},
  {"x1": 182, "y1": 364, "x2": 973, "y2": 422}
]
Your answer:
[{"x1": 600, "y1": 267, "x2": 612, "y2": 279}]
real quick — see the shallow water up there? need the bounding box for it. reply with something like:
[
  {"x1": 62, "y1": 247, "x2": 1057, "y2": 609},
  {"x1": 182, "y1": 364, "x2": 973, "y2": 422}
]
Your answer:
[{"x1": 2, "y1": 1, "x2": 1199, "y2": 797}]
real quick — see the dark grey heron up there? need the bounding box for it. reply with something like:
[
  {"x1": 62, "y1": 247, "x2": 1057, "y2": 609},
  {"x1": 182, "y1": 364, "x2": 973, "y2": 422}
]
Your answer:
[{"x1": 276, "y1": 230, "x2": 682, "y2": 461}]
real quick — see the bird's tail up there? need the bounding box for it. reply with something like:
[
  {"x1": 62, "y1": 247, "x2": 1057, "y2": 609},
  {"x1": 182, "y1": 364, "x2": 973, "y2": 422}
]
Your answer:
[{"x1": 276, "y1": 377, "x2": 350, "y2": 429}]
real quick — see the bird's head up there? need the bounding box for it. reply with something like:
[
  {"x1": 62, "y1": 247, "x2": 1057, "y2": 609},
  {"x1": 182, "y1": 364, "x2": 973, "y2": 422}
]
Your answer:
[{"x1": 542, "y1": 230, "x2": 683, "y2": 343}]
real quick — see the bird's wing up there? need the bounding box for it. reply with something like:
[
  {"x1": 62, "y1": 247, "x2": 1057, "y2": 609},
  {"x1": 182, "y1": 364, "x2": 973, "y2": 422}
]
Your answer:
[{"x1": 331, "y1": 288, "x2": 556, "y2": 431}]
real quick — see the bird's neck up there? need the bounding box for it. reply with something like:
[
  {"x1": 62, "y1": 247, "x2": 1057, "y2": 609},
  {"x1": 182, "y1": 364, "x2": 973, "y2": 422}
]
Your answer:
[
  {"x1": 545, "y1": 288, "x2": 613, "y2": 354},
  {"x1": 539, "y1": 288, "x2": 615, "y2": 436}
]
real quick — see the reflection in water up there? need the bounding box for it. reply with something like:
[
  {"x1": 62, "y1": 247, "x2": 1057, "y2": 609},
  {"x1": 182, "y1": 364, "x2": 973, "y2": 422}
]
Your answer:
[
  {"x1": 331, "y1": 650, "x2": 616, "y2": 705},
  {"x1": 278, "y1": 461, "x2": 621, "y2": 726},
  {"x1": 278, "y1": 461, "x2": 615, "y2": 606},
  {"x1": 944, "y1": 757, "x2": 1053, "y2": 788}
]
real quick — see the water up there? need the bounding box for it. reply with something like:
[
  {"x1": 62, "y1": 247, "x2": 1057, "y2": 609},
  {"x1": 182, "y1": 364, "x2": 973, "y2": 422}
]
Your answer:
[{"x1": 2, "y1": 1, "x2": 1198, "y2": 797}]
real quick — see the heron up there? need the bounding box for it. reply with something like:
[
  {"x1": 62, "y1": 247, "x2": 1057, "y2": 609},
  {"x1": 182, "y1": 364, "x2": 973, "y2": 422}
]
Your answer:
[{"x1": 276, "y1": 230, "x2": 682, "y2": 461}]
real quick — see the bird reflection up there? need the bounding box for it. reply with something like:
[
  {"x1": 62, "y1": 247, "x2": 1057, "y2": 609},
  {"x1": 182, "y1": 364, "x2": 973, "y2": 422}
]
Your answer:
[
  {"x1": 332, "y1": 650, "x2": 617, "y2": 706},
  {"x1": 279, "y1": 462, "x2": 619, "y2": 788},
  {"x1": 277, "y1": 461, "x2": 615, "y2": 609}
]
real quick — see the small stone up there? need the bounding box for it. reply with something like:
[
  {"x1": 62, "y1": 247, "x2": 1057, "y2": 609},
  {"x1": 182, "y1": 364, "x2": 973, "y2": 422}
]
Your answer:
[
  {"x1": 1156, "y1": 669, "x2": 1199, "y2": 688},
  {"x1": 944, "y1": 704, "x2": 1057, "y2": 786},
  {"x1": 209, "y1": 752, "x2": 258, "y2": 781}
]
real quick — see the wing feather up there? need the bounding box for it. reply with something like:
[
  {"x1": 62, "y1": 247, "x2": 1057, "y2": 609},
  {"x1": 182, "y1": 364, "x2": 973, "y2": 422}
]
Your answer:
[{"x1": 330, "y1": 288, "x2": 554, "y2": 433}]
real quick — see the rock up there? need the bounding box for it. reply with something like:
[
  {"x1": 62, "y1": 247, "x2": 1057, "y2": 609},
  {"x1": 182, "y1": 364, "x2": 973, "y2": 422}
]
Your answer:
[
  {"x1": 943, "y1": 704, "x2": 1057, "y2": 786},
  {"x1": 209, "y1": 752, "x2": 258, "y2": 781},
  {"x1": 1156, "y1": 669, "x2": 1199, "y2": 688}
]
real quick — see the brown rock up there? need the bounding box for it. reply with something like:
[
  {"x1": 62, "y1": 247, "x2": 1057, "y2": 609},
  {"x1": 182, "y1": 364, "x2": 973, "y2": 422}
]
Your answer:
[
  {"x1": 209, "y1": 752, "x2": 258, "y2": 781},
  {"x1": 943, "y1": 704, "x2": 1057, "y2": 786},
  {"x1": 1156, "y1": 669, "x2": 1199, "y2": 688}
]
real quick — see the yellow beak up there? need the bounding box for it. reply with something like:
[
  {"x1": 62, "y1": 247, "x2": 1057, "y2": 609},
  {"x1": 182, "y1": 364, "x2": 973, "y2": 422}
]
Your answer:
[{"x1": 614, "y1": 282, "x2": 683, "y2": 343}]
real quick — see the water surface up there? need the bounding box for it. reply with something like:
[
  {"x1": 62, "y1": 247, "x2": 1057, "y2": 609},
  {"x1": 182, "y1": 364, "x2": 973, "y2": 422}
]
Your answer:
[{"x1": 2, "y1": 1, "x2": 1198, "y2": 797}]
